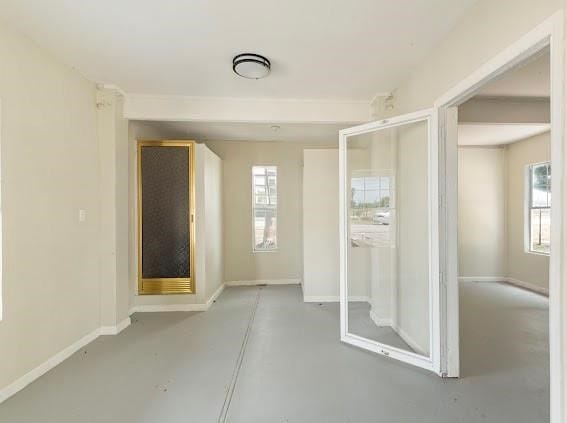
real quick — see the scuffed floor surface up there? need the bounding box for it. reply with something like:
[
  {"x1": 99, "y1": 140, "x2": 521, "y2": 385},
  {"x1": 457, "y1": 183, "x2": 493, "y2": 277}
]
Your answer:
[{"x1": 0, "y1": 282, "x2": 549, "y2": 422}]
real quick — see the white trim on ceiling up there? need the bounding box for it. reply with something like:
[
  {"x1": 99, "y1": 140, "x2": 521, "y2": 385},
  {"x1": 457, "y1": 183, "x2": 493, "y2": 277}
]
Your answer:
[
  {"x1": 102, "y1": 84, "x2": 127, "y2": 97},
  {"x1": 123, "y1": 94, "x2": 375, "y2": 124}
]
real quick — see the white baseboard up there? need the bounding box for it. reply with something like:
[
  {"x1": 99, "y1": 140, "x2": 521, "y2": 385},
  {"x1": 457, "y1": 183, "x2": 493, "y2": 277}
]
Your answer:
[
  {"x1": 129, "y1": 283, "x2": 227, "y2": 314},
  {"x1": 303, "y1": 295, "x2": 369, "y2": 303},
  {"x1": 505, "y1": 277, "x2": 549, "y2": 296},
  {"x1": 0, "y1": 327, "x2": 100, "y2": 404},
  {"x1": 458, "y1": 276, "x2": 506, "y2": 282},
  {"x1": 100, "y1": 317, "x2": 131, "y2": 336},
  {"x1": 0, "y1": 282, "x2": 229, "y2": 405},
  {"x1": 369, "y1": 310, "x2": 393, "y2": 327},
  {"x1": 1, "y1": 281, "x2": 228, "y2": 404},
  {"x1": 129, "y1": 303, "x2": 208, "y2": 313},
  {"x1": 367, "y1": 309, "x2": 427, "y2": 356},
  {"x1": 459, "y1": 276, "x2": 549, "y2": 296},
  {"x1": 225, "y1": 278, "x2": 301, "y2": 286},
  {"x1": 205, "y1": 283, "x2": 225, "y2": 309},
  {"x1": 304, "y1": 295, "x2": 339, "y2": 302}
]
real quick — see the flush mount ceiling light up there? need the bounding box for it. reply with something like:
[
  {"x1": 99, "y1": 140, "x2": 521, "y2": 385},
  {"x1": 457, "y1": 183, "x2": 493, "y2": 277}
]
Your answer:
[{"x1": 233, "y1": 53, "x2": 271, "y2": 79}]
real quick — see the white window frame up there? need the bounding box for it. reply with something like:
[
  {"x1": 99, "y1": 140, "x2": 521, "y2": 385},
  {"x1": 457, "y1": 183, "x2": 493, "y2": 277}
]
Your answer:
[
  {"x1": 251, "y1": 165, "x2": 278, "y2": 253},
  {"x1": 525, "y1": 161, "x2": 551, "y2": 256}
]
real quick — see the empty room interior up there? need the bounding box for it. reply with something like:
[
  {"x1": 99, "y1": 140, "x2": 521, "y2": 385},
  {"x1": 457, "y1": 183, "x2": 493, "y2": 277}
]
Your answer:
[
  {"x1": 457, "y1": 49, "x2": 551, "y2": 413},
  {"x1": 1, "y1": 1, "x2": 567, "y2": 423}
]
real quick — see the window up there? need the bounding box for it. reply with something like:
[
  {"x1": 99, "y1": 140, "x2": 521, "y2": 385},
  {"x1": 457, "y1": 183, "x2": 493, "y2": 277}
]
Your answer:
[
  {"x1": 252, "y1": 166, "x2": 277, "y2": 251},
  {"x1": 350, "y1": 171, "x2": 392, "y2": 248},
  {"x1": 527, "y1": 162, "x2": 551, "y2": 255}
]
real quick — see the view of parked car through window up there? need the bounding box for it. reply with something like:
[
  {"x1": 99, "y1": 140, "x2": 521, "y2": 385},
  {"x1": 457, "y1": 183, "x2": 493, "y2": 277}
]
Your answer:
[{"x1": 350, "y1": 172, "x2": 391, "y2": 248}]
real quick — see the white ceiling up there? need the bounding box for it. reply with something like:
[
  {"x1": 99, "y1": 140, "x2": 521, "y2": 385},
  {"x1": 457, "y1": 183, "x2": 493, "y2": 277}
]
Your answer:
[
  {"x1": 475, "y1": 48, "x2": 550, "y2": 98},
  {"x1": 141, "y1": 121, "x2": 348, "y2": 144},
  {"x1": 458, "y1": 124, "x2": 550, "y2": 146},
  {"x1": 0, "y1": 0, "x2": 477, "y2": 100}
]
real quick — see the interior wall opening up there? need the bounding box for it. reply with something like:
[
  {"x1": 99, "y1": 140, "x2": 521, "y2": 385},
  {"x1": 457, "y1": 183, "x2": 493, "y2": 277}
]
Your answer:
[{"x1": 456, "y1": 46, "x2": 551, "y2": 417}]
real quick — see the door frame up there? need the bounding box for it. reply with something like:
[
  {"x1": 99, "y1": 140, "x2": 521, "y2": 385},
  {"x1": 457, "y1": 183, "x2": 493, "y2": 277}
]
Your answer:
[
  {"x1": 434, "y1": 10, "x2": 564, "y2": 420},
  {"x1": 339, "y1": 109, "x2": 440, "y2": 373},
  {"x1": 137, "y1": 140, "x2": 197, "y2": 295}
]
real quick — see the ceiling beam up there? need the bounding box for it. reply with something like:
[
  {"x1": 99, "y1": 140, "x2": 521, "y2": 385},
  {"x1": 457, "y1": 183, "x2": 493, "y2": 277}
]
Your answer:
[
  {"x1": 123, "y1": 94, "x2": 372, "y2": 124},
  {"x1": 459, "y1": 96, "x2": 550, "y2": 124}
]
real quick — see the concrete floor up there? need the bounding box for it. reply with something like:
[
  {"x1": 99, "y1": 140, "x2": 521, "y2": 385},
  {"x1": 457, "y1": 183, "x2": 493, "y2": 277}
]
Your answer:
[{"x1": 0, "y1": 282, "x2": 549, "y2": 422}]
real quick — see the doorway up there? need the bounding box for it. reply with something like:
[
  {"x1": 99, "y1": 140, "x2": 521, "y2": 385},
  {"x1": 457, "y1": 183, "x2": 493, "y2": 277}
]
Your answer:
[
  {"x1": 455, "y1": 48, "x2": 551, "y2": 420},
  {"x1": 436, "y1": 12, "x2": 563, "y2": 421},
  {"x1": 339, "y1": 19, "x2": 564, "y2": 422}
]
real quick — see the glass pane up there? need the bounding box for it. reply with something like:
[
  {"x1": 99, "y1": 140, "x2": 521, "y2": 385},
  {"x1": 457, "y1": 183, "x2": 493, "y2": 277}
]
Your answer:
[
  {"x1": 253, "y1": 167, "x2": 266, "y2": 176},
  {"x1": 346, "y1": 119, "x2": 430, "y2": 357},
  {"x1": 254, "y1": 186, "x2": 266, "y2": 195},
  {"x1": 531, "y1": 163, "x2": 551, "y2": 207},
  {"x1": 254, "y1": 175, "x2": 266, "y2": 186},
  {"x1": 530, "y1": 208, "x2": 551, "y2": 254},
  {"x1": 350, "y1": 172, "x2": 390, "y2": 248},
  {"x1": 253, "y1": 165, "x2": 277, "y2": 251},
  {"x1": 254, "y1": 209, "x2": 277, "y2": 250},
  {"x1": 141, "y1": 146, "x2": 190, "y2": 278},
  {"x1": 255, "y1": 195, "x2": 267, "y2": 205}
]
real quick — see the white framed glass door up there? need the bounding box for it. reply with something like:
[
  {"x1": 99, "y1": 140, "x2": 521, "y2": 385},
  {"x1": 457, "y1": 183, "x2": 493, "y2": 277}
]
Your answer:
[{"x1": 339, "y1": 109, "x2": 440, "y2": 373}]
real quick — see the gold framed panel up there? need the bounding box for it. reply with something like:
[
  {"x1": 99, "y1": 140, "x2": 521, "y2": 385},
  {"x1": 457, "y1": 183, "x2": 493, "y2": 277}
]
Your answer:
[{"x1": 137, "y1": 140, "x2": 196, "y2": 294}]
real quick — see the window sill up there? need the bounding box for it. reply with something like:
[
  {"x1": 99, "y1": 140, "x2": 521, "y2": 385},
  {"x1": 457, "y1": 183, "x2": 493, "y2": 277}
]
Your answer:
[{"x1": 525, "y1": 250, "x2": 550, "y2": 257}]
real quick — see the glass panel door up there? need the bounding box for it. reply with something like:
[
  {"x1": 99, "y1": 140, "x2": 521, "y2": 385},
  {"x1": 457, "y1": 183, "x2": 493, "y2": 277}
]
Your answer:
[
  {"x1": 138, "y1": 141, "x2": 196, "y2": 295},
  {"x1": 339, "y1": 110, "x2": 439, "y2": 372}
]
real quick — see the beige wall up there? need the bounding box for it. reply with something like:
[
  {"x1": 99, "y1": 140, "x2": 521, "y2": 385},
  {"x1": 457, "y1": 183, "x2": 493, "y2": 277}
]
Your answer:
[
  {"x1": 458, "y1": 147, "x2": 508, "y2": 278},
  {"x1": 302, "y1": 146, "x2": 389, "y2": 302},
  {"x1": 507, "y1": 133, "x2": 550, "y2": 289},
  {"x1": 206, "y1": 141, "x2": 306, "y2": 283},
  {"x1": 302, "y1": 149, "x2": 339, "y2": 300},
  {"x1": 97, "y1": 89, "x2": 130, "y2": 327},
  {"x1": 458, "y1": 133, "x2": 550, "y2": 289},
  {"x1": 0, "y1": 22, "x2": 100, "y2": 390},
  {"x1": 390, "y1": 0, "x2": 564, "y2": 114},
  {"x1": 395, "y1": 122, "x2": 430, "y2": 355}
]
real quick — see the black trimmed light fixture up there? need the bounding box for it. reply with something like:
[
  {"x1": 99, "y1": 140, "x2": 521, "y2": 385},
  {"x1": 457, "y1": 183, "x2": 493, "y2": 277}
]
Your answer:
[{"x1": 233, "y1": 53, "x2": 271, "y2": 79}]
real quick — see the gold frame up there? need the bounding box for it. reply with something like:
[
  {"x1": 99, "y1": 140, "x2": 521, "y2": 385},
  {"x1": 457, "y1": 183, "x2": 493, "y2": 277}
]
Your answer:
[{"x1": 137, "y1": 140, "x2": 196, "y2": 295}]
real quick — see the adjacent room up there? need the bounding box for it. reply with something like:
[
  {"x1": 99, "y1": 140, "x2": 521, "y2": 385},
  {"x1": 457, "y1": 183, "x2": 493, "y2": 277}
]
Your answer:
[
  {"x1": 457, "y1": 48, "x2": 551, "y2": 415},
  {"x1": 0, "y1": 1, "x2": 566, "y2": 423}
]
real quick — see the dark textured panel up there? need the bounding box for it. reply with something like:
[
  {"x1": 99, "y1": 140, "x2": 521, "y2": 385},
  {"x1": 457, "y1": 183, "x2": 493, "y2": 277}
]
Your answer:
[{"x1": 141, "y1": 146, "x2": 190, "y2": 279}]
